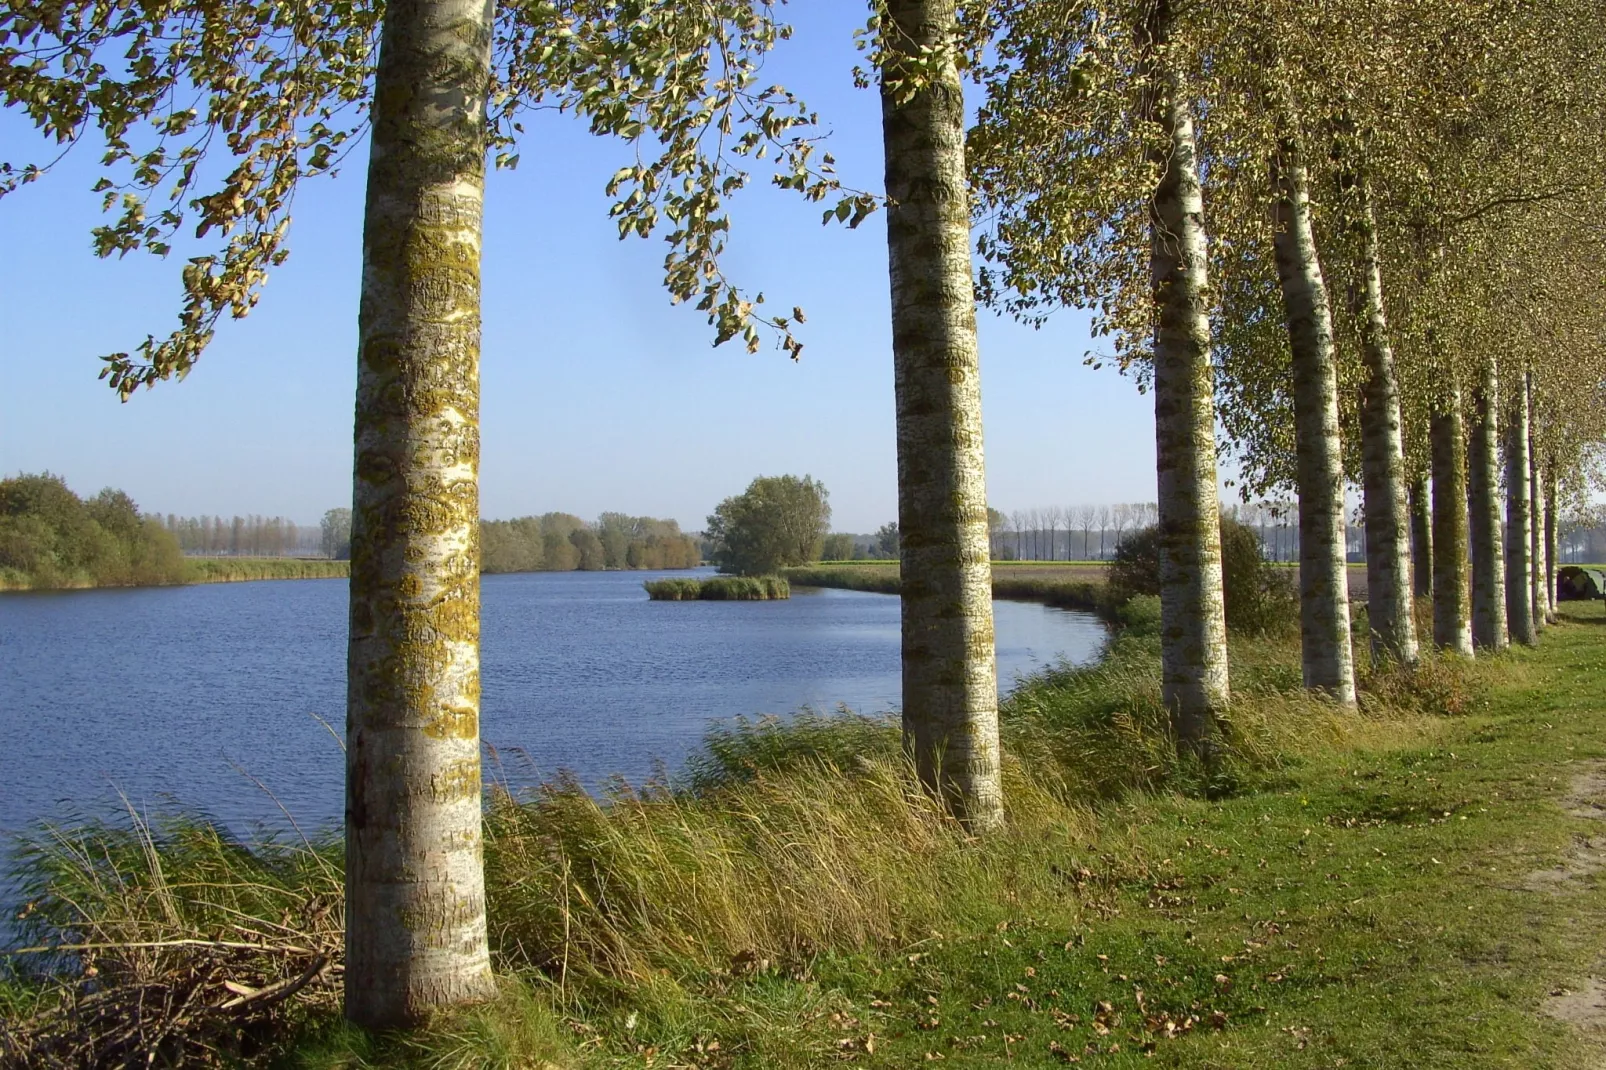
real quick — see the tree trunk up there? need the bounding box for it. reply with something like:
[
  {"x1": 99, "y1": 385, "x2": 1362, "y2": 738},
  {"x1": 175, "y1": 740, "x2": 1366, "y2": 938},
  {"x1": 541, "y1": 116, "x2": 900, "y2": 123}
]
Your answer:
[
  {"x1": 1505, "y1": 373, "x2": 1536, "y2": 645},
  {"x1": 1467, "y1": 359, "x2": 1506, "y2": 650},
  {"x1": 1353, "y1": 191, "x2": 1417, "y2": 665},
  {"x1": 1431, "y1": 389, "x2": 1474, "y2": 655},
  {"x1": 1269, "y1": 138, "x2": 1356, "y2": 704},
  {"x1": 1545, "y1": 455, "x2": 1558, "y2": 618},
  {"x1": 1410, "y1": 472, "x2": 1432, "y2": 598},
  {"x1": 1142, "y1": 19, "x2": 1229, "y2": 748},
  {"x1": 880, "y1": 0, "x2": 1003, "y2": 831},
  {"x1": 345, "y1": 0, "x2": 497, "y2": 1029},
  {"x1": 1527, "y1": 384, "x2": 1548, "y2": 627}
]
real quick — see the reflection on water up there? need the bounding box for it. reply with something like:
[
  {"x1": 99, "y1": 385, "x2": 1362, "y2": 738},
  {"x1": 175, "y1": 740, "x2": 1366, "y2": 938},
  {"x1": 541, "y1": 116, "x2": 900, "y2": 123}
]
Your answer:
[{"x1": 0, "y1": 570, "x2": 1105, "y2": 836}]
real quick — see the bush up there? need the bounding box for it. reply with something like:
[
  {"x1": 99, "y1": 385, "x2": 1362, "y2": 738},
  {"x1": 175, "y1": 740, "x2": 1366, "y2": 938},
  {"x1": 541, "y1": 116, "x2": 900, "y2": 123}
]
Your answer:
[
  {"x1": 1116, "y1": 594, "x2": 1163, "y2": 635},
  {"x1": 1107, "y1": 516, "x2": 1296, "y2": 635}
]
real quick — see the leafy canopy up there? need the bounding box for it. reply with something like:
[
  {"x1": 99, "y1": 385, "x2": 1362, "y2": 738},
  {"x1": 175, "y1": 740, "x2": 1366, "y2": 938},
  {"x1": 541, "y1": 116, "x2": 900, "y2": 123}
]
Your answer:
[
  {"x1": 705, "y1": 474, "x2": 830, "y2": 576},
  {"x1": 1, "y1": 0, "x2": 870, "y2": 396}
]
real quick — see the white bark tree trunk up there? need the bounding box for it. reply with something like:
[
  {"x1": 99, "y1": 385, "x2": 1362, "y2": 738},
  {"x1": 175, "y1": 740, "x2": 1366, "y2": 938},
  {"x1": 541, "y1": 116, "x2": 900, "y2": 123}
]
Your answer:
[
  {"x1": 1505, "y1": 373, "x2": 1536, "y2": 645},
  {"x1": 1544, "y1": 455, "x2": 1559, "y2": 618},
  {"x1": 1410, "y1": 471, "x2": 1432, "y2": 599},
  {"x1": 1467, "y1": 359, "x2": 1507, "y2": 651},
  {"x1": 345, "y1": 0, "x2": 496, "y2": 1028},
  {"x1": 880, "y1": 0, "x2": 1003, "y2": 830},
  {"x1": 1431, "y1": 389, "x2": 1474, "y2": 655},
  {"x1": 1269, "y1": 138, "x2": 1356, "y2": 704},
  {"x1": 1144, "y1": 1, "x2": 1229, "y2": 749},
  {"x1": 1527, "y1": 382, "x2": 1548, "y2": 628},
  {"x1": 1353, "y1": 192, "x2": 1417, "y2": 665}
]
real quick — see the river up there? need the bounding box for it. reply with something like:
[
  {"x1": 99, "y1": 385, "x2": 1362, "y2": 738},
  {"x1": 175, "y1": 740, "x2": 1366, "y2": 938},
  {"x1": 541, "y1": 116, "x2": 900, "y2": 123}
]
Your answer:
[{"x1": 0, "y1": 569, "x2": 1105, "y2": 838}]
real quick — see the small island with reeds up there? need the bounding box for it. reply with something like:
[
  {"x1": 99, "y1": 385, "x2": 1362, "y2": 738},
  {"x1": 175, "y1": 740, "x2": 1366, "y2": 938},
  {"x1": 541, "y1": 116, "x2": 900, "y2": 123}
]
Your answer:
[{"x1": 644, "y1": 576, "x2": 789, "y2": 600}]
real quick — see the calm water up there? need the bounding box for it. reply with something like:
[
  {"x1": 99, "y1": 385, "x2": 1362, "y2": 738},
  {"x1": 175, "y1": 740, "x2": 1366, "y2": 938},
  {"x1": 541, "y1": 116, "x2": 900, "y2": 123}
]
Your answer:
[{"x1": 0, "y1": 570, "x2": 1105, "y2": 837}]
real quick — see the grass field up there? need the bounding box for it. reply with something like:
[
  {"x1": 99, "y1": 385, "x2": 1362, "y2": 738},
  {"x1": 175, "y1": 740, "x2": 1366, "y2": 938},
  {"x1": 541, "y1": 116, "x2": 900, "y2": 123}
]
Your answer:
[{"x1": 6, "y1": 606, "x2": 1606, "y2": 1067}]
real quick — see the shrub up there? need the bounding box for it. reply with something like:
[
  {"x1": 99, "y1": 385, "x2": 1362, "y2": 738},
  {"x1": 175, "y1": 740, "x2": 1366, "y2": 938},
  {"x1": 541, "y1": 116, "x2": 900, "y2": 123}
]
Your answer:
[
  {"x1": 1107, "y1": 517, "x2": 1296, "y2": 635},
  {"x1": 1116, "y1": 594, "x2": 1163, "y2": 635}
]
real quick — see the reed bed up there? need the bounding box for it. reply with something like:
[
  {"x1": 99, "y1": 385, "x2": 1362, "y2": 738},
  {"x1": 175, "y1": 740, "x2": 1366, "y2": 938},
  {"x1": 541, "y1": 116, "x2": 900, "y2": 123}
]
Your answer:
[
  {"x1": 643, "y1": 576, "x2": 789, "y2": 600},
  {"x1": 183, "y1": 558, "x2": 349, "y2": 584}
]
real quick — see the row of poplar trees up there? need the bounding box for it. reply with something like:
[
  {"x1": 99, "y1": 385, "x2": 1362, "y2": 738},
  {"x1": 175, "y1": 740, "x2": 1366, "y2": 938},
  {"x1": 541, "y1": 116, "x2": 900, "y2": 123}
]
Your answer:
[{"x1": 5, "y1": 0, "x2": 1603, "y2": 1032}]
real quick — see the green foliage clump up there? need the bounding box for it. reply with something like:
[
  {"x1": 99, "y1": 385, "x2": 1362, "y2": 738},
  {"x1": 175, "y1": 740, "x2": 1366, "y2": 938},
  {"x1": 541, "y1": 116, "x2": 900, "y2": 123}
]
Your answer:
[
  {"x1": 1116, "y1": 593, "x2": 1163, "y2": 635},
  {"x1": 821, "y1": 532, "x2": 858, "y2": 561},
  {"x1": 1107, "y1": 517, "x2": 1297, "y2": 635},
  {"x1": 319, "y1": 507, "x2": 351, "y2": 559},
  {"x1": 683, "y1": 710, "x2": 902, "y2": 793},
  {"x1": 641, "y1": 578, "x2": 702, "y2": 600},
  {"x1": 643, "y1": 576, "x2": 789, "y2": 600},
  {"x1": 706, "y1": 474, "x2": 831, "y2": 576},
  {"x1": 481, "y1": 513, "x2": 700, "y2": 574},
  {"x1": 0, "y1": 474, "x2": 186, "y2": 589}
]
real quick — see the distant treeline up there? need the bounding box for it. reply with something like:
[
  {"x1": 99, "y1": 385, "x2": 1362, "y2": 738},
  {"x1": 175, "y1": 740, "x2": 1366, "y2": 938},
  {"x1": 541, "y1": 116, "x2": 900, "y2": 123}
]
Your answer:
[
  {"x1": 156, "y1": 508, "x2": 703, "y2": 572},
  {"x1": 0, "y1": 474, "x2": 186, "y2": 588},
  {"x1": 157, "y1": 513, "x2": 323, "y2": 557},
  {"x1": 481, "y1": 512, "x2": 700, "y2": 573}
]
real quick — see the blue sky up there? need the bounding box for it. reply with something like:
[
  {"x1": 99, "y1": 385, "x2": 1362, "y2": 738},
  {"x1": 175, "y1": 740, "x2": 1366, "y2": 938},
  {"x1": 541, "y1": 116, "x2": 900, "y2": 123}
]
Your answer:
[{"x1": 0, "y1": 2, "x2": 1160, "y2": 534}]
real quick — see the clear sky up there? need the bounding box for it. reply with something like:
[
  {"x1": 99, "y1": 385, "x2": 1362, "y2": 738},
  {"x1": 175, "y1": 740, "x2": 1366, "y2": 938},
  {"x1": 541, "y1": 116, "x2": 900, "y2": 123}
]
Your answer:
[{"x1": 0, "y1": 2, "x2": 1162, "y2": 534}]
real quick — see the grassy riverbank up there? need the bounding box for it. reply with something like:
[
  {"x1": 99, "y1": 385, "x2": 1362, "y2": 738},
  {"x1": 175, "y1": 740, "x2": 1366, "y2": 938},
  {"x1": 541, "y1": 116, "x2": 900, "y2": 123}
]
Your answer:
[
  {"x1": 7, "y1": 610, "x2": 1606, "y2": 1065},
  {"x1": 0, "y1": 557, "x2": 349, "y2": 591},
  {"x1": 183, "y1": 557, "x2": 349, "y2": 584},
  {"x1": 786, "y1": 561, "x2": 1117, "y2": 616}
]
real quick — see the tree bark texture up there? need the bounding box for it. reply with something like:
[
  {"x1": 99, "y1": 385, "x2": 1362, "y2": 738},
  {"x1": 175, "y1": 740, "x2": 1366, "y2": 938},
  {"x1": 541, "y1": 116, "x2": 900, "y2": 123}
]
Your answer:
[
  {"x1": 1527, "y1": 390, "x2": 1548, "y2": 627},
  {"x1": 345, "y1": 0, "x2": 496, "y2": 1028},
  {"x1": 1504, "y1": 375, "x2": 1536, "y2": 645},
  {"x1": 1143, "y1": 3, "x2": 1229, "y2": 747},
  {"x1": 1430, "y1": 391, "x2": 1474, "y2": 655},
  {"x1": 880, "y1": 0, "x2": 1003, "y2": 830},
  {"x1": 1353, "y1": 194, "x2": 1417, "y2": 665},
  {"x1": 1467, "y1": 360, "x2": 1506, "y2": 651},
  {"x1": 1410, "y1": 472, "x2": 1432, "y2": 598},
  {"x1": 1270, "y1": 140, "x2": 1356, "y2": 703},
  {"x1": 1544, "y1": 456, "x2": 1558, "y2": 618}
]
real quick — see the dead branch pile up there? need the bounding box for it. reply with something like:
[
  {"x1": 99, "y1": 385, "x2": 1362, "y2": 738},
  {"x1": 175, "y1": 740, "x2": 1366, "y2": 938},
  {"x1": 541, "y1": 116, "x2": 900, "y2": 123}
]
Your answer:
[{"x1": 1, "y1": 817, "x2": 344, "y2": 1069}]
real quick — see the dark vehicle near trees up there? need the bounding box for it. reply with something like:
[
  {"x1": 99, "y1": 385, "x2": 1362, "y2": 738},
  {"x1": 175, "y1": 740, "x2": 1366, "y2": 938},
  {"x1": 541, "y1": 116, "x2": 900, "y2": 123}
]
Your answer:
[{"x1": 1558, "y1": 566, "x2": 1606, "y2": 601}]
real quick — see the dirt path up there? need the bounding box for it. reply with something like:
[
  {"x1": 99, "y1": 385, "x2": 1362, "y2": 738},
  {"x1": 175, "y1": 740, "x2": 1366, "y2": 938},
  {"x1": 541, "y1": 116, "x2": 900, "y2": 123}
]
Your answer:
[{"x1": 1534, "y1": 762, "x2": 1606, "y2": 1031}]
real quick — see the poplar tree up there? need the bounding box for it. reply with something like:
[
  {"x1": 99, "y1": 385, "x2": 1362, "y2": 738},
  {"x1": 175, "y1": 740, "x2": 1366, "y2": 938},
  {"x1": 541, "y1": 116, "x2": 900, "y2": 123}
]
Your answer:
[
  {"x1": 1467, "y1": 359, "x2": 1506, "y2": 651},
  {"x1": 874, "y1": 0, "x2": 1004, "y2": 828},
  {"x1": 970, "y1": 0, "x2": 1231, "y2": 748},
  {"x1": 4, "y1": 0, "x2": 844, "y2": 1024}
]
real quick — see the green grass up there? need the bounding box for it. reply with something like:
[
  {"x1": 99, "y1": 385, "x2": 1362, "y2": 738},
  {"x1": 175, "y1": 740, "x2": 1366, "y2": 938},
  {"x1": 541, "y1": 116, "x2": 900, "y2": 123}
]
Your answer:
[
  {"x1": 786, "y1": 562, "x2": 1116, "y2": 616},
  {"x1": 7, "y1": 610, "x2": 1606, "y2": 1067},
  {"x1": 644, "y1": 575, "x2": 790, "y2": 600}
]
